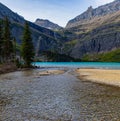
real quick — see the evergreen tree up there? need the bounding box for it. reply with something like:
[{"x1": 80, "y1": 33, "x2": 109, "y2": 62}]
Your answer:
[
  {"x1": 0, "y1": 20, "x2": 3, "y2": 62},
  {"x1": 21, "y1": 21, "x2": 35, "y2": 67},
  {"x1": 13, "y1": 37, "x2": 17, "y2": 60},
  {"x1": 3, "y1": 17, "x2": 13, "y2": 62}
]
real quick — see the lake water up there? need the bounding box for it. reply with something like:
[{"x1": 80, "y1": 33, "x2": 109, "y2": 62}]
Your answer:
[{"x1": 33, "y1": 62, "x2": 120, "y2": 69}]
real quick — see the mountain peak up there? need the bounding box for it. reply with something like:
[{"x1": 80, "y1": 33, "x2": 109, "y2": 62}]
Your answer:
[
  {"x1": 66, "y1": 0, "x2": 120, "y2": 28},
  {"x1": 36, "y1": 19, "x2": 49, "y2": 22},
  {"x1": 87, "y1": 6, "x2": 93, "y2": 11},
  {"x1": 35, "y1": 19, "x2": 62, "y2": 31}
]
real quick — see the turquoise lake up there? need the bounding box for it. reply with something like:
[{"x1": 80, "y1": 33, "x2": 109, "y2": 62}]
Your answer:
[{"x1": 33, "y1": 62, "x2": 120, "y2": 69}]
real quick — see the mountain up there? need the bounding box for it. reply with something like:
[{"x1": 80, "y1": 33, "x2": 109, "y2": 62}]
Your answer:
[
  {"x1": 66, "y1": 0, "x2": 120, "y2": 29},
  {"x1": 0, "y1": 2, "x2": 65, "y2": 57},
  {"x1": 35, "y1": 19, "x2": 62, "y2": 31},
  {"x1": 63, "y1": 0, "x2": 120, "y2": 60},
  {"x1": 1, "y1": 1, "x2": 120, "y2": 61}
]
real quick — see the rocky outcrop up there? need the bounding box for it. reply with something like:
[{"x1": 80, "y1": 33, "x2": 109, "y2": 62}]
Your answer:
[
  {"x1": 35, "y1": 19, "x2": 62, "y2": 31},
  {"x1": 66, "y1": 0, "x2": 120, "y2": 28}
]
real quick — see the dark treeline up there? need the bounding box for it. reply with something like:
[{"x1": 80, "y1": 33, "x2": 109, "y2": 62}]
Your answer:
[
  {"x1": 0, "y1": 17, "x2": 35, "y2": 68},
  {"x1": 0, "y1": 17, "x2": 15, "y2": 63}
]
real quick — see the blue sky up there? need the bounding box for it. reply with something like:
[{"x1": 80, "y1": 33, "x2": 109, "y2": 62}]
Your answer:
[{"x1": 0, "y1": 0, "x2": 114, "y2": 27}]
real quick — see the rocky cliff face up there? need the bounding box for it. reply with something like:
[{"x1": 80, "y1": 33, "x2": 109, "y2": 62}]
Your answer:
[
  {"x1": 35, "y1": 19, "x2": 62, "y2": 31},
  {"x1": 66, "y1": 16, "x2": 120, "y2": 59},
  {"x1": 63, "y1": 0, "x2": 120, "y2": 59},
  {"x1": 70, "y1": 23, "x2": 120, "y2": 58},
  {"x1": 66, "y1": 0, "x2": 120, "y2": 28}
]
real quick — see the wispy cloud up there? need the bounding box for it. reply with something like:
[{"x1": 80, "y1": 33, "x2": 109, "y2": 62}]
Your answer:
[{"x1": 94, "y1": 0, "x2": 114, "y2": 6}]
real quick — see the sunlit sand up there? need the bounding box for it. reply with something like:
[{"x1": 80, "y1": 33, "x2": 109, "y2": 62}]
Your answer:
[{"x1": 76, "y1": 69, "x2": 120, "y2": 87}]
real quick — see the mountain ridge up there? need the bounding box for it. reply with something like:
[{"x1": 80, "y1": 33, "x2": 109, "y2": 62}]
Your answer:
[
  {"x1": 62, "y1": 0, "x2": 120, "y2": 59},
  {"x1": 35, "y1": 19, "x2": 62, "y2": 31},
  {"x1": 0, "y1": 2, "x2": 24, "y2": 24},
  {"x1": 66, "y1": 0, "x2": 120, "y2": 28}
]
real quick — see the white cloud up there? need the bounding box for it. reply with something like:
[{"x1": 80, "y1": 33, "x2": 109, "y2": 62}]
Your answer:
[{"x1": 94, "y1": 0, "x2": 114, "y2": 6}]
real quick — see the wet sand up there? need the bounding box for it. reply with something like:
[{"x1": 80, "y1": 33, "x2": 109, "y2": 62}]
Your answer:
[{"x1": 76, "y1": 68, "x2": 120, "y2": 87}]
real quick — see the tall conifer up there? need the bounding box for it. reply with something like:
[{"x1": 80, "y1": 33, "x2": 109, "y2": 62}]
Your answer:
[
  {"x1": 0, "y1": 20, "x2": 3, "y2": 62},
  {"x1": 21, "y1": 21, "x2": 34, "y2": 67},
  {"x1": 3, "y1": 17, "x2": 13, "y2": 62}
]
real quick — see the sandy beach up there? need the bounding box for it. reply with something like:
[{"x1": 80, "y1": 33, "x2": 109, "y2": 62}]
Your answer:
[
  {"x1": 76, "y1": 68, "x2": 120, "y2": 87},
  {"x1": 38, "y1": 69, "x2": 65, "y2": 76}
]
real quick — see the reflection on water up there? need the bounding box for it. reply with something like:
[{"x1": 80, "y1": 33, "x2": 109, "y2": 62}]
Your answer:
[
  {"x1": 0, "y1": 68, "x2": 120, "y2": 121},
  {"x1": 34, "y1": 62, "x2": 120, "y2": 69}
]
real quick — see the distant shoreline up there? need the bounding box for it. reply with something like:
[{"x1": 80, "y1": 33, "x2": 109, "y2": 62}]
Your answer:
[{"x1": 76, "y1": 68, "x2": 120, "y2": 87}]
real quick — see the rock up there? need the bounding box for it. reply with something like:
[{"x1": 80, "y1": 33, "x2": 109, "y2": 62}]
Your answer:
[{"x1": 38, "y1": 70, "x2": 65, "y2": 76}]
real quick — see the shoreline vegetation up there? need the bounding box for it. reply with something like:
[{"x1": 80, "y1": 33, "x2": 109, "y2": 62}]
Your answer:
[
  {"x1": 76, "y1": 68, "x2": 120, "y2": 87},
  {"x1": 0, "y1": 63, "x2": 17, "y2": 74},
  {"x1": 0, "y1": 62, "x2": 36, "y2": 75}
]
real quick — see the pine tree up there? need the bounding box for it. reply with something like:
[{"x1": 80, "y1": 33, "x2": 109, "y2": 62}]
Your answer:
[
  {"x1": 0, "y1": 20, "x2": 4, "y2": 62},
  {"x1": 12, "y1": 37, "x2": 17, "y2": 61},
  {"x1": 3, "y1": 17, "x2": 13, "y2": 62},
  {"x1": 21, "y1": 21, "x2": 35, "y2": 67}
]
